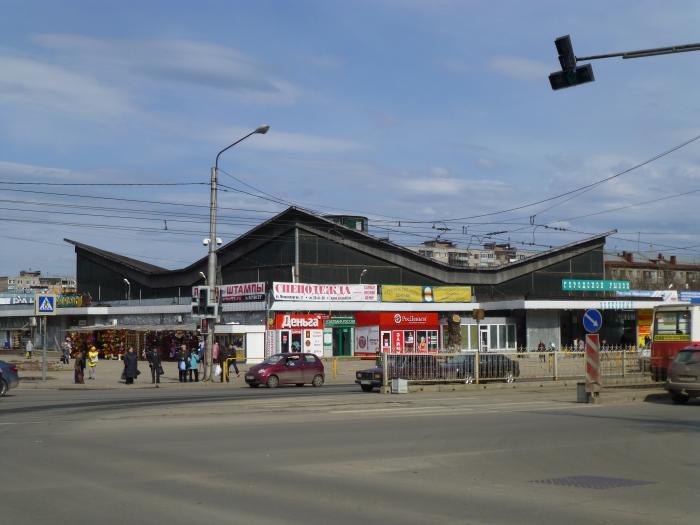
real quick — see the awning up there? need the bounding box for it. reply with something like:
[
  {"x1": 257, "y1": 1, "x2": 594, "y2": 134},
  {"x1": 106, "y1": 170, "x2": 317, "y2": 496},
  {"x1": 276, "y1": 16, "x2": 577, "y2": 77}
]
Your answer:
[{"x1": 68, "y1": 324, "x2": 197, "y2": 333}]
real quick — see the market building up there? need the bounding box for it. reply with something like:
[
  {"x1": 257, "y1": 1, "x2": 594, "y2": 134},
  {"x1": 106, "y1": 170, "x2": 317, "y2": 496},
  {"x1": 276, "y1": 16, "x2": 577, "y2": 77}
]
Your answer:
[{"x1": 0, "y1": 207, "x2": 680, "y2": 359}]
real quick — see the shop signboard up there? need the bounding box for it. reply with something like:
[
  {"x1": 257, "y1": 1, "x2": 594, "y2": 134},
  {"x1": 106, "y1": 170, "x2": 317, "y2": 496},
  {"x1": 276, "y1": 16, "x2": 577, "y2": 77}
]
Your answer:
[
  {"x1": 381, "y1": 285, "x2": 472, "y2": 303},
  {"x1": 562, "y1": 279, "x2": 630, "y2": 291},
  {"x1": 679, "y1": 291, "x2": 700, "y2": 302},
  {"x1": 275, "y1": 314, "x2": 326, "y2": 330},
  {"x1": 193, "y1": 282, "x2": 265, "y2": 304},
  {"x1": 324, "y1": 317, "x2": 356, "y2": 328},
  {"x1": 616, "y1": 290, "x2": 678, "y2": 302},
  {"x1": 219, "y1": 282, "x2": 266, "y2": 303},
  {"x1": 379, "y1": 312, "x2": 439, "y2": 328},
  {"x1": 637, "y1": 309, "x2": 653, "y2": 347},
  {"x1": 599, "y1": 301, "x2": 633, "y2": 310},
  {"x1": 57, "y1": 295, "x2": 84, "y2": 308},
  {"x1": 272, "y1": 282, "x2": 377, "y2": 302}
]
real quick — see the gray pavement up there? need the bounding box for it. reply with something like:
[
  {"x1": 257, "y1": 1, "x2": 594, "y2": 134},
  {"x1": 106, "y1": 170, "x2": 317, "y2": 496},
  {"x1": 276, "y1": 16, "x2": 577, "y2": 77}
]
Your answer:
[{"x1": 1, "y1": 384, "x2": 697, "y2": 524}]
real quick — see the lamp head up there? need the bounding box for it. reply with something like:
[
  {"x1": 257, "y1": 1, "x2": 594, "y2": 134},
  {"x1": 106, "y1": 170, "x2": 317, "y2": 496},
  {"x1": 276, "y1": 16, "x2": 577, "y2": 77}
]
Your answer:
[
  {"x1": 255, "y1": 125, "x2": 270, "y2": 135},
  {"x1": 123, "y1": 278, "x2": 130, "y2": 285},
  {"x1": 202, "y1": 238, "x2": 210, "y2": 246}
]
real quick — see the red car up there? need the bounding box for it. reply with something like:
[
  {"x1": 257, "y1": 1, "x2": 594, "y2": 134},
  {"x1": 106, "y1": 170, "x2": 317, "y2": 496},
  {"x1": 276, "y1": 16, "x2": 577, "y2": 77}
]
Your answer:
[{"x1": 245, "y1": 353, "x2": 325, "y2": 388}]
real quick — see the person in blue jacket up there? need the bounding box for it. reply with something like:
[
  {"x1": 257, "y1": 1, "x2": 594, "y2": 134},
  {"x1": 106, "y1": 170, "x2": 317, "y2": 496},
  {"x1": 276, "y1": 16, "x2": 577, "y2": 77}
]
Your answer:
[{"x1": 188, "y1": 349, "x2": 200, "y2": 382}]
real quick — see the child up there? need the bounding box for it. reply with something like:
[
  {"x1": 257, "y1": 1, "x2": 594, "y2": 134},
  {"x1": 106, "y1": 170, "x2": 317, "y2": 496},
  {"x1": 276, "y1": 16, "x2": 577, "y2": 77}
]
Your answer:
[{"x1": 178, "y1": 354, "x2": 187, "y2": 383}]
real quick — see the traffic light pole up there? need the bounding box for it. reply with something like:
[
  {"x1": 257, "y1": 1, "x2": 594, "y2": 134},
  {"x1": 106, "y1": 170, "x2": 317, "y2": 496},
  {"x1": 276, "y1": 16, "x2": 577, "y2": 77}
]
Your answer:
[{"x1": 550, "y1": 35, "x2": 700, "y2": 90}]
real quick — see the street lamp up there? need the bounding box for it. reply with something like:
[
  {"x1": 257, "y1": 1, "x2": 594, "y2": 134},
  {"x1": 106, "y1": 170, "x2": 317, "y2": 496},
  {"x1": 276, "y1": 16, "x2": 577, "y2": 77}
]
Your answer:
[
  {"x1": 360, "y1": 269, "x2": 368, "y2": 284},
  {"x1": 205, "y1": 124, "x2": 270, "y2": 381},
  {"x1": 198, "y1": 271, "x2": 207, "y2": 284},
  {"x1": 123, "y1": 278, "x2": 131, "y2": 301}
]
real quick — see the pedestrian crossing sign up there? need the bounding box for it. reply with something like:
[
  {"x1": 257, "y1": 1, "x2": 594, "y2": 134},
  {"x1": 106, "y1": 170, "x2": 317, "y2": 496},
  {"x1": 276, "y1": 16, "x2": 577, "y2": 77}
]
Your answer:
[{"x1": 35, "y1": 294, "x2": 57, "y2": 316}]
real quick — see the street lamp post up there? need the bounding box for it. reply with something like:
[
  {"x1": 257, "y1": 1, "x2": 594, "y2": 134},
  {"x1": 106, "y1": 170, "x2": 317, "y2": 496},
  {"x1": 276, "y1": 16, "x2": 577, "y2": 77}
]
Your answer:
[
  {"x1": 205, "y1": 125, "x2": 269, "y2": 381},
  {"x1": 123, "y1": 278, "x2": 130, "y2": 301},
  {"x1": 360, "y1": 269, "x2": 368, "y2": 284}
]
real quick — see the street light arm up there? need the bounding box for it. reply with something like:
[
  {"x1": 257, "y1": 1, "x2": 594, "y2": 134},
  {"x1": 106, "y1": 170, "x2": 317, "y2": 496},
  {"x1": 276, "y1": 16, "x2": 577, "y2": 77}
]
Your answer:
[
  {"x1": 214, "y1": 125, "x2": 270, "y2": 170},
  {"x1": 576, "y1": 42, "x2": 700, "y2": 62}
]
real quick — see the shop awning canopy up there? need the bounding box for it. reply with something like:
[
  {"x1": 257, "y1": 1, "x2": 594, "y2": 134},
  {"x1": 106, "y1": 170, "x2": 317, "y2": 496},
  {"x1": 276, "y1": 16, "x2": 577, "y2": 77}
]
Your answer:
[{"x1": 68, "y1": 323, "x2": 197, "y2": 333}]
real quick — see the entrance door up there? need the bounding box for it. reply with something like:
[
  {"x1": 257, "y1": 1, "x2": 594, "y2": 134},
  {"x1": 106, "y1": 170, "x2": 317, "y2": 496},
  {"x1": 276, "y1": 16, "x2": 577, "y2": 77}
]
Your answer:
[
  {"x1": 280, "y1": 331, "x2": 291, "y2": 353},
  {"x1": 479, "y1": 325, "x2": 488, "y2": 351},
  {"x1": 332, "y1": 327, "x2": 352, "y2": 356}
]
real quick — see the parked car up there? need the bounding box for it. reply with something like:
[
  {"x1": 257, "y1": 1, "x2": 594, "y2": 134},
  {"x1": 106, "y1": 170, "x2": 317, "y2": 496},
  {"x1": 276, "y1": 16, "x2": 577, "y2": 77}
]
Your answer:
[
  {"x1": 355, "y1": 353, "x2": 520, "y2": 392},
  {"x1": 0, "y1": 361, "x2": 20, "y2": 396},
  {"x1": 664, "y1": 346, "x2": 700, "y2": 404},
  {"x1": 245, "y1": 353, "x2": 325, "y2": 388}
]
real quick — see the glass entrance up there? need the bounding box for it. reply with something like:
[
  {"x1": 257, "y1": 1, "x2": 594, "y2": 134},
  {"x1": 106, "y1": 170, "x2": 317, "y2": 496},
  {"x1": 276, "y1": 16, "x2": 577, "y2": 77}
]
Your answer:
[{"x1": 332, "y1": 327, "x2": 352, "y2": 356}]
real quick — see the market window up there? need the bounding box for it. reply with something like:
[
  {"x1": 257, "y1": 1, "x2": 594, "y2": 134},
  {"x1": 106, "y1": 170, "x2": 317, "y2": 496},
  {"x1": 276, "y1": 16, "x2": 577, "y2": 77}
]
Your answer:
[{"x1": 507, "y1": 324, "x2": 516, "y2": 349}]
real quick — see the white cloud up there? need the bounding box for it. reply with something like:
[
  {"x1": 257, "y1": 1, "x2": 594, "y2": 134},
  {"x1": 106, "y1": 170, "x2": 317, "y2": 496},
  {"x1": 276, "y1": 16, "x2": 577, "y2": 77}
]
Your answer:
[
  {"x1": 431, "y1": 167, "x2": 450, "y2": 177},
  {"x1": 32, "y1": 33, "x2": 300, "y2": 105},
  {"x1": 476, "y1": 158, "x2": 496, "y2": 169},
  {"x1": 0, "y1": 55, "x2": 133, "y2": 119},
  {"x1": 488, "y1": 56, "x2": 551, "y2": 81}
]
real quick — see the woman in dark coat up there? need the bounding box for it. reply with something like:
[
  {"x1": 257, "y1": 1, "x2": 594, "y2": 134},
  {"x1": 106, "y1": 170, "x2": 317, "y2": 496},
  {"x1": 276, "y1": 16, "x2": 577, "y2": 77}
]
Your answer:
[
  {"x1": 74, "y1": 350, "x2": 85, "y2": 384},
  {"x1": 123, "y1": 347, "x2": 139, "y2": 385}
]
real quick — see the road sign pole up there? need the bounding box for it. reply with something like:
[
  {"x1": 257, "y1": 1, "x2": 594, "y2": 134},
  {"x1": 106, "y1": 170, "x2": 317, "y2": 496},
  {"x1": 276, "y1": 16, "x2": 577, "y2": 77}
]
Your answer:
[{"x1": 42, "y1": 317, "x2": 47, "y2": 381}]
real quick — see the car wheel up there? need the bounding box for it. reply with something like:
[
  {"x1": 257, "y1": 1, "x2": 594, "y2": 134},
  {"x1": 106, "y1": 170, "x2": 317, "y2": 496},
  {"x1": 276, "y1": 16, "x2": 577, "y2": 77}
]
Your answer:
[
  {"x1": 670, "y1": 392, "x2": 689, "y2": 405},
  {"x1": 248, "y1": 384, "x2": 259, "y2": 388},
  {"x1": 295, "y1": 383, "x2": 304, "y2": 387},
  {"x1": 464, "y1": 374, "x2": 474, "y2": 385},
  {"x1": 504, "y1": 372, "x2": 515, "y2": 384},
  {"x1": 360, "y1": 384, "x2": 374, "y2": 392},
  {"x1": 266, "y1": 375, "x2": 279, "y2": 389},
  {"x1": 312, "y1": 374, "x2": 324, "y2": 387},
  {"x1": 0, "y1": 379, "x2": 7, "y2": 397}
]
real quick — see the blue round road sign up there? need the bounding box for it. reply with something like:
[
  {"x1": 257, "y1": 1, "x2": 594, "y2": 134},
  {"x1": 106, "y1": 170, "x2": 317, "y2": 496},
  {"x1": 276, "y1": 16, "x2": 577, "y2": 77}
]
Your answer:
[{"x1": 583, "y1": 309, "x2": 603, "y2": 333}]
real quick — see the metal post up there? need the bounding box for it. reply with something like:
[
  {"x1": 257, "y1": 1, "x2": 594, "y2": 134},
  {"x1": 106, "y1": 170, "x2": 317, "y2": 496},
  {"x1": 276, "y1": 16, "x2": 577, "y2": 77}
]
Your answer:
[
  {"x1": 205, "y1": 165, "x2": 218, "y2": 382},
  {"x1": 553, "y1": 349, "x2": 558, "y2": 381},
  {"x1": 622, "y1": 349, "x2": 626, "y2": 378},
  {"x1": 381, "y1": 351, "x2": 389, "y2": 393},
  {"x1": 475, "y1": 349, "x2": 480, "y2": 385},
  {"x1": 42, "y1": 317, "x2": 47, "y2": 381}
]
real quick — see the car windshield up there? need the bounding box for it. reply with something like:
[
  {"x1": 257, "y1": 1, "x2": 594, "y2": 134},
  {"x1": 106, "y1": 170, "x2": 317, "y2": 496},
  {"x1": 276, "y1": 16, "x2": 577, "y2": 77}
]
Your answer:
[
  {"x1": 674, "y1": 350, "x2": 700, "y2": 364},
  {"x1": 263, "y1": 355, "x2": 285, "y2": 365}
]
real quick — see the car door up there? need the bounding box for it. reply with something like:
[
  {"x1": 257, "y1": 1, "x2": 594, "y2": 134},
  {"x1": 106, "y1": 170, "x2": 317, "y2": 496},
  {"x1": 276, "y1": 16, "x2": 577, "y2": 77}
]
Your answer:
[
  {"x1": 302, "y1": 354, "x2": 322, "y2": 383},
  {"x1": 281, "y1": 354, "x2": 304, "y2": 384}
]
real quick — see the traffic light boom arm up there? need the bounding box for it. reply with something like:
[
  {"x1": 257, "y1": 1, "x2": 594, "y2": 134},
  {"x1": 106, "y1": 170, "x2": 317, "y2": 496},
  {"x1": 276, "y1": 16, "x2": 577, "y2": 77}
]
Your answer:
[{"x1": 577, "y1": 41, "x2": 700, "y2": 62}]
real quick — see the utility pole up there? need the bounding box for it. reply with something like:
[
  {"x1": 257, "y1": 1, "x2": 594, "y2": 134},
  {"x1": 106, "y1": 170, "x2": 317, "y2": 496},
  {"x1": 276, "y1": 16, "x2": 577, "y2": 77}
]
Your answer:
[{"x1": 205, "y1": 125, "x2": 269, "y2": 381}]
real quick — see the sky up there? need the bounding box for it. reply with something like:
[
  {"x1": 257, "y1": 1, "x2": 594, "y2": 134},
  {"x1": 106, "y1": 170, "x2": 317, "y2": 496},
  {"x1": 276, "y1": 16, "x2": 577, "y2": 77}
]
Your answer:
[{"x1": 2, "y1": 0, "x2": 700, "y2": 277}]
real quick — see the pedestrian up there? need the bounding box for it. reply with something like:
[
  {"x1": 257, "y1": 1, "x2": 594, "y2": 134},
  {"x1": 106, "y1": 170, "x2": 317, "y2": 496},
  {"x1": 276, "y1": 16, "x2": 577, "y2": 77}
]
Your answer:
[
  {"x1": 74, "y1": 349, "x2": 85, "y2": 384},
  {"x1": 25, "y1": 337, "x2": 34, "y2": 359},
  {"x1": 178, "y1": 353, "x2": 187, "y2": 383},
  {"x1": 221, "y1": 343, "x2": 239, "y2": 382},
  {"x1": 147, "y1": 347, "x2": 163, "y2": 384},
  {"x1": 61, "y1": 337, "x2": 72, "y2": 364},
  {"x1": 212, "y1": 340, "x2": 220, "y2": 365},
  {"x1": 123, "y1": 346, "x2": 139, "y2": 385},
  {"x1": 87, "y1": 345, "x2": 99, "y2": 380},
  {"x1": 188, "y1": 349, "x2": 200, "y2": 382}
]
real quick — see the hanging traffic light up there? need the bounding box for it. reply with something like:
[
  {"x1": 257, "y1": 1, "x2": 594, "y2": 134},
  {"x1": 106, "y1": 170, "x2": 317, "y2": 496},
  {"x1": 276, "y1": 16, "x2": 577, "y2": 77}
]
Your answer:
[{"x1": 549, "y1": 35, "x2": 595, "y2": 90}]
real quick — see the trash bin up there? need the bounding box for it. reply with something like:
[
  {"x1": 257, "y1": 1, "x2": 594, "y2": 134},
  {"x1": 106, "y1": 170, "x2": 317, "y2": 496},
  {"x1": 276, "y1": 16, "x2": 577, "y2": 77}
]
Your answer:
[
  {"x1": 391, "y1": 378, "x2": 408, "y2": 394},
  {"x1": 577, "y1": 382, "x2": 587, "y2": 403}
]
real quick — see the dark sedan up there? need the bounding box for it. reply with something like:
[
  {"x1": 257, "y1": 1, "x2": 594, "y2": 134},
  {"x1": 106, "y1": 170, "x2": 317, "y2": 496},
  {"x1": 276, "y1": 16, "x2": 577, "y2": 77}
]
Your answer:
[{"x1": 0, "y1": 361, "x2": 20, "y2": 396}]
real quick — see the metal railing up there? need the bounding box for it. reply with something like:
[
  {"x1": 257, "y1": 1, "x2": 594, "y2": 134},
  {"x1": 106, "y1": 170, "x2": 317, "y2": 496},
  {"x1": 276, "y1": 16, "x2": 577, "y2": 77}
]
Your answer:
[{"x1": 381, "y1": 349, "x2": 650, "y2": 387}]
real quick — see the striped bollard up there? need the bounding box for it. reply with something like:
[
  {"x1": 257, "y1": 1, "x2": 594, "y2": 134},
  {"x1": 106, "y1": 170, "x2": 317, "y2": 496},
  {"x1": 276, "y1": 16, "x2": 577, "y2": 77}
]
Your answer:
[{"x1": 585, "y1": 334, "x2": 601, "y2": 401}]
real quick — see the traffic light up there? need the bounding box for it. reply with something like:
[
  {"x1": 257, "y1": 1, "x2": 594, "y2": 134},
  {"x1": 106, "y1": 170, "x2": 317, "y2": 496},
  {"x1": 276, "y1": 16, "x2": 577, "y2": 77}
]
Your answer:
[{"x1": 549, "y1": 35, "x2": 595, "y2": 90}]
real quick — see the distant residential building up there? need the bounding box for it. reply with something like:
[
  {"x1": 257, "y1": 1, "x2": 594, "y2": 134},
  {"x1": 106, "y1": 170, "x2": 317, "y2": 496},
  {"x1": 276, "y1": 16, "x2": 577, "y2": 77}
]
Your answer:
[
  {"x1": 410, "y1": 239, "x2": 535, "y2": 268},
  {"x1": 0, "y1": 270, "x2": 76, "y2": 294},
  {"x1": 605, "y1": 251, "x2": 700, "y2": 290}
]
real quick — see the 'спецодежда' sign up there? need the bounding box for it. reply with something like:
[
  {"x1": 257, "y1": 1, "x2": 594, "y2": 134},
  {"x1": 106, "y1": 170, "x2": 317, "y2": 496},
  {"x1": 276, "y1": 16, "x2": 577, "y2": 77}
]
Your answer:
[{"x1": 272, "y1": 282, "x2": 378, "y2": 302}]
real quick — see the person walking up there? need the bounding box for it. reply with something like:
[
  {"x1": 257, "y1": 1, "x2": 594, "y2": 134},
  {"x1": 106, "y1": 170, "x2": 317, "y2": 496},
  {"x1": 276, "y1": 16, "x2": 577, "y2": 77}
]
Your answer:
[
  {"x1": 147, "y1": 347, "x2": 163, "y2": 384},
  {"x1": 123, "y1": 347, "x2": 139, "y2": 385},
  {"x1": 74, "y1": 349, "x2": 85, "y2": 384},
  {"x1": 25, "y1": 337, "x2": 33, "y2": 359},
  {"x1": 87, "y1": 345, "x2": 99, "y2": 380},
  {"x1": 221, "y1": 343, "x2": 240, "y2": 383},
  {"x1": 188, "y1": 349, "x2": 200, "y2": 382}
]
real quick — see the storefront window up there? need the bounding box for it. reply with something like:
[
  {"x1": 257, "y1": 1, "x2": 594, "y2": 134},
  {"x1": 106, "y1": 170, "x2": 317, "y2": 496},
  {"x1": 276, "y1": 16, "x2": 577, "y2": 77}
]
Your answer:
[
  {"x1": 403, "y1": 330, "x2": 415, "y2": 352},
  {"x1": 489, "y1": 326, "x2": 498, "y2": 350},
  {"x1": 498, "y1": 326, "x2": 506, "y2": 349},
  {"x1": 507, "y1": 325, "x2": 516, "y2": 349}
]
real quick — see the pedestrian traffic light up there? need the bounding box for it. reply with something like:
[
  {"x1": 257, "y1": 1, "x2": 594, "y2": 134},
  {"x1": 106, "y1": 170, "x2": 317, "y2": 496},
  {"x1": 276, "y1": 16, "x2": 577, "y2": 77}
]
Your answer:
[{"x1": 549, "y1": 35, "x2": 595, "y2": 90}]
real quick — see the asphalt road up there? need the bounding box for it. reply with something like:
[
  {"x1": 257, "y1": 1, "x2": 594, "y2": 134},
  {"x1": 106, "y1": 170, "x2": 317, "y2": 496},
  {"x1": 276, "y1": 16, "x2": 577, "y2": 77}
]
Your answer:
[{"x1": 1, "y1": 386, "x2": 698, "y2": 525}]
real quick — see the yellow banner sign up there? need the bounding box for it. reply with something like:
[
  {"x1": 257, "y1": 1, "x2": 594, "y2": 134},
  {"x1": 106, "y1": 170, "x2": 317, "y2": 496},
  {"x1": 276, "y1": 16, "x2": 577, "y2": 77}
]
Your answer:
[
  {"x1": 433, "y1": 286, "x2": 472, "y2": 303},
  {"x1": 381, "y1": 285, "x2": 473, "y2": 303},
  {"x1": 382, "y1": 286, "x2": 423, "y2": 303},
  {"x1": 654, "y1": 334, "x2": 691, "y2": 342}
]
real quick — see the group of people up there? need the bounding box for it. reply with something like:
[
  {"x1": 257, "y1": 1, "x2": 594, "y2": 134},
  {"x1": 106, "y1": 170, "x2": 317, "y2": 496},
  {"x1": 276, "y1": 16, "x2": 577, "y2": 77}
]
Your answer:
[{"x1": 62, "y1": 338, "x2": 240, "y2": 386}]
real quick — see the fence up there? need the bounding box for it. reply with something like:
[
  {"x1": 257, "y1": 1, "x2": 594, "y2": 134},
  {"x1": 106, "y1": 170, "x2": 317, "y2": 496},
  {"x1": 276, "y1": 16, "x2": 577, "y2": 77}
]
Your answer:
[{"x1": 382, "y1": 349, "x2": 650, "y2": 386}]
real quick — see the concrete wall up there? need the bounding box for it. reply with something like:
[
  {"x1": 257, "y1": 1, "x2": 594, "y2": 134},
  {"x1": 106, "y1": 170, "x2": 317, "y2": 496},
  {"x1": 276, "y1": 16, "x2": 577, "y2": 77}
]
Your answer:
[{"x1": 526, "y1": 310, "x2": 560, "y2": 349}]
